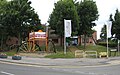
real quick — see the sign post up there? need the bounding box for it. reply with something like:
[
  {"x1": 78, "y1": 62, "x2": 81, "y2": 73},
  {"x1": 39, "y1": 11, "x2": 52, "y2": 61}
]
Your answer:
[
  {"x1": 64, "y1": 19, "x2": 71, "y2": 54},
  {"x1": 118, "y1": 40, "x2": 120, "y2": 55},
  {"x1": 107, "y1": 21, "x2": 112, "y2": 57},
  {"x1": 46, "y1": 25, "x2": 48, "y2": 52}
]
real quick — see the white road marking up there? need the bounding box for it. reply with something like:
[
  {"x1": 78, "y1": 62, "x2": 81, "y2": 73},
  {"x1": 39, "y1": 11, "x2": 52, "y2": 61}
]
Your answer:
[
  {"x1": 1, "y1": 71, "x2": 15, "y2": 75},
  {"x1": 51, "y1": 68, "x2": 108, "y2": 75}
]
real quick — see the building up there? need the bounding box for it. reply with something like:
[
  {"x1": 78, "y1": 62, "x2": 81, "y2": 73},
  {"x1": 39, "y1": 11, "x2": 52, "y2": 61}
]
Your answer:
[
  {"x1": 79, "y1": 31, "x2": 97, "y2": 45},
  {"x1": 49, "y1": 28, "x2": 97, "y2": 46}
]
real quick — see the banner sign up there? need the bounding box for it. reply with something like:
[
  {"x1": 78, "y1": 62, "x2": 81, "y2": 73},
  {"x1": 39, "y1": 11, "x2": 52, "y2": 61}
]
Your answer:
[
  {"x1": 29, "y1": 32, "x2": 46, "y2": 39},
  {"x1": 107, "y1": 21, "x2": 112, "y2": 38},
  {"x1": 64, "y1": 20, "x2": 71, "y2": 37}
]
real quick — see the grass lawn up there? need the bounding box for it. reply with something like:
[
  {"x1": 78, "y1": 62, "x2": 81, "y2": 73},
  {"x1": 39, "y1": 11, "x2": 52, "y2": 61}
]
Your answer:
[
  {"x1": 45, "y1": 52, "x2": 75, "y2": 58},
  {"x1": 77, "y1": 45, "x2": 107, "y2": 54},
  {"x1": 0, "y1": 50, "x2": 16, "y2": 56},
  {"x1": 45, "y1": 45, "x2": 117, "y2": 58},
  {"x1": 1, "y1": 45, "x2": 119, "y2": 58}
]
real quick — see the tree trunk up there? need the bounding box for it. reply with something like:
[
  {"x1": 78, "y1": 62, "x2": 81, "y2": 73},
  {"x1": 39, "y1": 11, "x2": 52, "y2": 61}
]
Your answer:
[
  {"x1": 78, "y1": 35, "x2": 81, "y2": 46},
  {"x1": 91, "y1": 36, "x2": 97, "y2": 45},
  {"x1": 0, "y1": 34, "x2": 3, "y2": 50},
  {"x1": 84, "y1": 34, "x2": 86, "y2": 49},
  {"x1": 18, "y1": 33, "x2": 21, "y2": 45},
  {"x1": 60, "y1": 36, "x2": 64, "y2": 46}
]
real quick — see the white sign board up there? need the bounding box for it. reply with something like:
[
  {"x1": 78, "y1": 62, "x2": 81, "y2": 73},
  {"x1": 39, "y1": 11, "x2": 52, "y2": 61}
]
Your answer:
[
  {"x1": 64, "y1": 20, "x2": 71, "y2": 37},
  {"x1": 107, "y1": 21, "x2": 112, "y2": 38},
  {"x1": 29, "y1": 32, "x2": 46, "y2": 39}
]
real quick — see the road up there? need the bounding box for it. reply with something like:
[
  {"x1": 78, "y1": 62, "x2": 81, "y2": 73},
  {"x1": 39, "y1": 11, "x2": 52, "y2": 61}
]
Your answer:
[{"x1": 0, "y1": 62, "x2": 120, "y2": 75}]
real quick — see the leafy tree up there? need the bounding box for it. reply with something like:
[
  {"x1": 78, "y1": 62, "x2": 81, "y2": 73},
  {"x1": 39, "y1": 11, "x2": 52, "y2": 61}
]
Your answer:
[
  {"x1": 48, "y1": 0, "x2": 79, "y2": 45},
  {"x1": 0, "y1": 0, "x2": 8, "y2": 50},
  {"x1": 77, "y1": 0, "x2": 99, "y2": 48},
  {"x1": 0, "y1": 0, "x2": 8, "y2": 31},
  {"x1": 2, "y1": 0, "x2": 42, "y2": 44},
  {"x1": 100, "y1": 24, "x2": 107, "y2": 41},
  {"x1": 0, "y1": 0, "x2": 7, "y2": 13},
  {"x1": 111, "y1": 9, "x2": 120, "y2": 39}
]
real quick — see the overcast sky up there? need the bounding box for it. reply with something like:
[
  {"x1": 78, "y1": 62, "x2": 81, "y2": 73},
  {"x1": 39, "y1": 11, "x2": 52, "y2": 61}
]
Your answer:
[{"x1": 29, "y1": 0, "x2": 120, "y2": 39}]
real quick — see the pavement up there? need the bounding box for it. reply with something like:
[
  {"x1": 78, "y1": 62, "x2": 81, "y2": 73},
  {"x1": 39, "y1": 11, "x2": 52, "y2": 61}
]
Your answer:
[{"x1": 0, "y1": 56, "x2": 120, "y2": 67}]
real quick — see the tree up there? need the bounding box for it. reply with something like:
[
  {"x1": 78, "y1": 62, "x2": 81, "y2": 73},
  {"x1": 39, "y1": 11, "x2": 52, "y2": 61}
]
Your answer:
[
  {"x1": 0, "y1": 0, "x2": 8, "y2": 50},
  {"x1": 2, "y1": 0, "x2": 42, "y2": 44},
  {"x1": 0, "y1": 0, "x2": 8, "y2": 32},
  {"x1": 48, "y1": 0, "x2": 79, "y2": 45},
  {"x1": 111, "y1": 9, "x2": 120, "y2": 39},
  {"x1": 0, "y1": 0, "x2": 7, "y2": 13},
  {"x1": 77, "y1": 0, "x2": 99, "y2": 48},
  {"x1": 100, "y1": 24, "x2": 107, "y2": 41}
]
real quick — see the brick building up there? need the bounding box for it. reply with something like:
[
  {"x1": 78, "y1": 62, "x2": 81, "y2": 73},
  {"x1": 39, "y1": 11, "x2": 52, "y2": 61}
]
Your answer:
[{"x1": 78, "y1": 31, "x2": 97, "y2": 45}]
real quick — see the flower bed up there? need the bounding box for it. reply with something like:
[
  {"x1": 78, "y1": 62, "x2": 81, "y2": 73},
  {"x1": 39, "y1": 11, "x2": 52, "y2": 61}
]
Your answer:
[
  {"x1": 0, "y1": 53, "x2": 8, "y2": 58},
  {"x1": 12, "y1": 54, "x2": 22, "y2": 60},
  {"x1": 99, "y1": 52, "x2": 108, "y2": 58}
]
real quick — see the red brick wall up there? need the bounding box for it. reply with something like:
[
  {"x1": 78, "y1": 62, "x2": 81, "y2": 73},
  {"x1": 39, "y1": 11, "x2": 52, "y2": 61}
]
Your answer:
[{"x1": 78, "y1": 31, "x2": 97, "y2": 45}]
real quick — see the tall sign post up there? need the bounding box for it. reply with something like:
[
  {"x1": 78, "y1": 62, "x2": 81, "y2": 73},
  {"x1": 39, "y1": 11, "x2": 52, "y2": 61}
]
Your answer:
[
  {"x1": 107, "y1": 21, "x2": 112, "y2": 57},
  {"x1": 64, "y1": 19, "x2": 71, "y2": 54},
  {"x1": 46, "y1": 25, "x2": 48, "y2": 52},
  {"x1": 118, "y1": 40, "x2": 120, "y2": 55},
  {"x1": 107, "y1": 26, "x2": 109, "y2": 57}
]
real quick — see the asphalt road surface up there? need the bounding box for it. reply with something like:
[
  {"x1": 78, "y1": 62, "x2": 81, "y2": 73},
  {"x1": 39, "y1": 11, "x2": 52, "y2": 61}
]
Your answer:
[{"x1": 0, "y1": 62, "x2": 120, "y2": 75}]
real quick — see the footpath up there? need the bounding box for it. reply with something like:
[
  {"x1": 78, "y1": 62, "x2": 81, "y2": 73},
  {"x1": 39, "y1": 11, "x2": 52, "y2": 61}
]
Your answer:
[{"x1": 0, "y1": 56, "x2": 120, "y2": 67}]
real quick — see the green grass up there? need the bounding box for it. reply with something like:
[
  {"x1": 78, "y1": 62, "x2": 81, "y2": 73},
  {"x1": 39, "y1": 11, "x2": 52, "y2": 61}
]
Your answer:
[
  {"x1": 2, "y1": 45, "x2": 119, "y2": 58},
  {"x1": 45, "y1": 45, "x2": 109, "y2": 58},
  {"x1": 1, "y1": 50, "x2": 16, "y2": 56},
  {"x1": 87, "y1": 45, "x2": 107, "y2": 53},
  {"x1": 45, "y1": 52, "x2": 75, "y2": 58},
  {"x1": 77, "y1": 45, "x2": 106, "y2": 51},
  {"x1": 55, "y1": 45, "x2": 64, "y2": 52}
]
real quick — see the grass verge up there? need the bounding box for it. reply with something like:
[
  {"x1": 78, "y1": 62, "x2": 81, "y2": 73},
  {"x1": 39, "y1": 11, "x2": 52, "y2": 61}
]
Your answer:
[
  {"x1": 45, "y1": 45, "x2": 117, "y2": 58},
  {"x1": 45, "y1": 52, "x2": 75, "y2": 58},
  {"x1": 1, "y1": 50, "x2": 16, "y2": 56}
]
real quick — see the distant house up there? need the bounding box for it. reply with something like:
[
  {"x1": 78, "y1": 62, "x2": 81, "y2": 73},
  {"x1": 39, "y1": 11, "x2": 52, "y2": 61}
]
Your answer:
[
  {"x1": 48, "y1": 28, "x2": 61, "y2": 46},
  {"x1": 78, "y1": 31, "x2": 97, "y2": 45},
  {"x1": 4, "y1": 30, "x2": 97, "y2": 52},
  {"x1": 48, "y1": 29, "x2": 97, "y2": 46}
]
